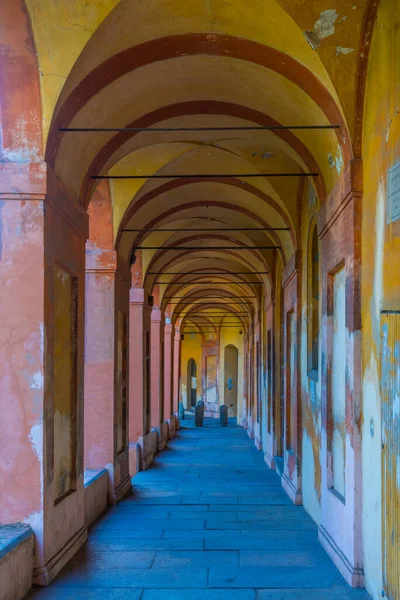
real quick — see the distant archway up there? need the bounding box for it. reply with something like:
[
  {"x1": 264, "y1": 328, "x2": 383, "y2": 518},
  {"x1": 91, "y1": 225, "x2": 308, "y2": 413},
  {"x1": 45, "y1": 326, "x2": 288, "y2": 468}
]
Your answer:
[
  {"x1": 224, "y1": 345, "x2": 239, "y2": 419},
  {"x1": 186, "y1": 358, "x2": 197, "y2": 409}
]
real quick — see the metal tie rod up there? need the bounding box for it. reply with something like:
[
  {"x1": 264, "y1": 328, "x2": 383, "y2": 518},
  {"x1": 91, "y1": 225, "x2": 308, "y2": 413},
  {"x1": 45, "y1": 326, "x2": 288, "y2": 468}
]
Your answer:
[
  {"x1": 166, "y1": 301, "x2": 251, "y2": 305},
  {"x1": 123, "y1": 228, "x2": 288, "y2": 232},
  {"x1": 149, "y1": 271, "x2": 269, "y2": 275},
  {"x1": 92, "y1": 173, "x2": 317, "y2": 180},
  {"x1": 61, "y1": 125, "x2": 339, "y2": 132},
  {"x1": 162, "y1": 296, "x2": 258, "y2": 302},
  {"x1": 155, "y1": 281, "x2": 263, "y2": 285},
  {"x1": 134, "y1": 246, "x2": 279, "y2": 250}
]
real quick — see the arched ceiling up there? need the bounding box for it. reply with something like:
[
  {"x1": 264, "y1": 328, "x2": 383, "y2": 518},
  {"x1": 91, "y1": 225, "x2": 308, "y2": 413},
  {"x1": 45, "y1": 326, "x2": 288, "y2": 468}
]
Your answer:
[{"x1": 18, "y1": 0, "x2": 373, "y2": 334}]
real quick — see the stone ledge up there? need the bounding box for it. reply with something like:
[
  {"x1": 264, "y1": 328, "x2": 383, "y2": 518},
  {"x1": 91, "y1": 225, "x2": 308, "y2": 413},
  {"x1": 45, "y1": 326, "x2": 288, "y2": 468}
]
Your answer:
[{"x1": 0, "y1": 523, "x2": 34, "y2": 599}]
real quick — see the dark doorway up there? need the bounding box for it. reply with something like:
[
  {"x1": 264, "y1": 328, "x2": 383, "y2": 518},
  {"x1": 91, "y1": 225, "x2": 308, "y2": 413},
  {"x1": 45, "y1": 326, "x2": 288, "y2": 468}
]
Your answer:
[
  {"x1": 224, "y1": 344, "x2": 238, "y2": 418},
  {"x1": 187, "y1": 358, "x2": 197, "y2": 408}
]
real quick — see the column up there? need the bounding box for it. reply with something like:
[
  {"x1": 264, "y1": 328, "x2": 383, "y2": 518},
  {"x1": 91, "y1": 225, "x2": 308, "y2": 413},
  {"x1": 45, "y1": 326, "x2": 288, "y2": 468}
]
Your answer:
[
  {"x1": 129, "y1": 288, "x2": 155, "y2": 470},
  {"x1": 173, "y1": 329, "x2": 182, "y2": 415},
  {"x1": 0, "y1": 164, "x2": 87, "y2": 584},
  {"x1": 84, "y1": 246, "x2": 131, "y2": 505},
  {"x1": 150, "y1": 308, "x2": 168, "y2": 450},
  {"x1": 281, "y1": 251, "x2": 302, "y2": 506},
  {"x1": 163, "y1": 322, "x2": 175, "y2": 437}
]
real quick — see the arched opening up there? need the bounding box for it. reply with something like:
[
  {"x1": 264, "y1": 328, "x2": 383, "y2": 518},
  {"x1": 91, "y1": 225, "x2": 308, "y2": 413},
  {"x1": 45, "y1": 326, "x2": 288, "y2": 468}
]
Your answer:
[
  {"x1": 224, "y1": 344, "x2": 239, "y2": 419},
  {"x1": 186, "y1": 358, "x2": 197, "y2": 409}
]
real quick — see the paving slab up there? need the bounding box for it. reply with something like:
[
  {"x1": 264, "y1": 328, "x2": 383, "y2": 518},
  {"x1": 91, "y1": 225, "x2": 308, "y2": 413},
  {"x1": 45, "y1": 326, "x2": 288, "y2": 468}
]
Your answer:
[
  {"x1": 143, "y1": 590, "x2": 256, "y2": 600},
  {"x1": 152, "y1": 550, "x2": 239, "y2": 568}
]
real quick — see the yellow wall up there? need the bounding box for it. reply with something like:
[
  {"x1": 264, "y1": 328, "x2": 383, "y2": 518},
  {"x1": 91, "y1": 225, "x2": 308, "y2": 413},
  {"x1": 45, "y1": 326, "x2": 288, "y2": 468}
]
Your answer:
[
  {"x1": 361, "y1": 1, "x2": 400, "y2": 598},
  {"x1": 180, "y1": 333, "x2": 203, "y2": 408},
  {"x1": 219, "y1": 328, "x2": 245, "y2": 421}
]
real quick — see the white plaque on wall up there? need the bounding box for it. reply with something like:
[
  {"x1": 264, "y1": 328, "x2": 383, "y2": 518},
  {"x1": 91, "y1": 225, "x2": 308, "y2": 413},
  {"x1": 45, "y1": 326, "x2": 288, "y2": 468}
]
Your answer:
[{"x1": 388, "y1": 161, "x2": 400, "y2": 224}]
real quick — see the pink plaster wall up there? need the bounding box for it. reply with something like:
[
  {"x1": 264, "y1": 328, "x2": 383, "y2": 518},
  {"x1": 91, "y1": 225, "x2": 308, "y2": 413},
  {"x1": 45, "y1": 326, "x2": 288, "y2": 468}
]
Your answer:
[
  {"x1": 129, "y1": 288, "x2": 151, "y2": 443},
  {"x1": 0, "y1": 197, "x2": 45, "y2": 526},
  {"x1": 150, "y1": 309, "x2": 163, "y2": 431},
  {"x1": 173, "y1": 330, "x2": 181, "y2": 414},
  {"x1": 281, "y1": 252, "x2": 302, "y2": 505},
  {"x1": 163, "y1": 323, "x2": 173, "y2": 420}
]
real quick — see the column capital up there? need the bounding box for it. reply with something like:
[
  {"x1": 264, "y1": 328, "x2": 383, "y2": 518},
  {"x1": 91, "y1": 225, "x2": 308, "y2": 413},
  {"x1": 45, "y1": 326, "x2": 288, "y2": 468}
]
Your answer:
[
  {"x1": 151, "y1": 308, "x2": 162, "y2": 323},
  {"x1": 130, "y1": 287, "x2": 146, "y2": 305},
  {"x1": 85, "y1": 245, "x2": 117, "y2": 272}
]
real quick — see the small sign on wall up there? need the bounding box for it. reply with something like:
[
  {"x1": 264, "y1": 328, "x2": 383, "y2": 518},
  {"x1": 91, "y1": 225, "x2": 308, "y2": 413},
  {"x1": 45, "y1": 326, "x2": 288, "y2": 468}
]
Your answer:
[{"x1": 387, "y1": 161, "x2": 400, "y2": 223}]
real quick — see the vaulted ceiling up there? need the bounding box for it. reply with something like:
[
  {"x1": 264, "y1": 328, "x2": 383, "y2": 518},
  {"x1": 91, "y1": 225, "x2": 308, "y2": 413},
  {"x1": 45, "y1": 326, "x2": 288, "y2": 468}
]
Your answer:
[{"x1": 6, "y1": 0, "x2": 374, "y2": 335}]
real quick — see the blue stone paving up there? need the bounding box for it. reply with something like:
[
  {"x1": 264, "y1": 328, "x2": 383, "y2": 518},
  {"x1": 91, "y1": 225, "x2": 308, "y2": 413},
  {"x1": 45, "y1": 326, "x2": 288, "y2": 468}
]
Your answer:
[{"x1": 26, "y1": 416, "x2": 370, "y2": 599}]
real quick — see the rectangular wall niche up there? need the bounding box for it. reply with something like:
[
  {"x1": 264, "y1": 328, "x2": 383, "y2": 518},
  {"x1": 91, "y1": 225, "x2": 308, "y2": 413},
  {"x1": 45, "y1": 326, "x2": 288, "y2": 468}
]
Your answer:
[
  {"x1": 53, "y1": 264, "x2": 78, "y2": 502},
  {"x1": 286, "y1": 310, "x2": 296, "y2": 450},
  {"x1": 331, "y1": 267, "x2": 346, "y2": 499},
  {"x1": 116, "y1": 310, "x2": 128, "y2": 454},
  {"x1": 267, "y1": 328, "x2": 273, "y2": 433},
  {"x1": 387, "y1": 161, "x2": 400, "y2": 223},
  {"x1": 256, "y1": 341, "x2": 261, "y2": 423}
]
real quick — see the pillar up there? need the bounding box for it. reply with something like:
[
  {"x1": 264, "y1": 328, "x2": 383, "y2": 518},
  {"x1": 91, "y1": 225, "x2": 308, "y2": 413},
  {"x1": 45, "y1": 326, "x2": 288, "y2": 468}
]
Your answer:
[
  {"x1": 151, "y1": 308, "x2": 168, "y2": 450},
  {"x1": 163, "y1": 322, "x2": 175, "y2": 437},
  {"x1": 202, "y1": 338, "x2": 220, "y2": 418},
  {"x1": 173, "y1": 329, "x2": 182, "y2": 415},
  {"x1": 263, "y1": 299, "x2": 277, "y2": 468},
  {"x1": 0, "y1": 164, "x2": 87, "y2": 584},
  {"x1": 129, "y1": 288, "x2": 154, "y2": 470},
  {"x1": 84, "y1": 246, "x2": 131, "y2": 505},
  {"x1": 281, "y1": 250, "x2": 302, "y2": 505}
]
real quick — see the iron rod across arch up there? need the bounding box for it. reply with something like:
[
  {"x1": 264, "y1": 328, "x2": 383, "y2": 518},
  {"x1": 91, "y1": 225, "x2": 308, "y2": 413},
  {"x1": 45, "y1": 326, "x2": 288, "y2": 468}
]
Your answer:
[
  {"x1": 92, "y1": 173, "x2": 317, "y2": 180},
  {"x1": 134, "y1": 246, "x2": 280, "y2": 250},
  {"x1": 149, "y1": 271, "x2": 269, "y2": 275},
  {"x1": 123, "y1": 228, "x2": 289, "y2": 232},
  {"x1": 61, "y1": 125, "x2": 339, "y2": 132}
]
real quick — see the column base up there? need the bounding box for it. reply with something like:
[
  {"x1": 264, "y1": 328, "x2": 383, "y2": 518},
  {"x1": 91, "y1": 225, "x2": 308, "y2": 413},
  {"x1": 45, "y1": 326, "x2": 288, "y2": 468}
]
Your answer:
[
  {"x1": 167, "y1": 416, "x2": 176, "y2": 439},
  {"x1": 174, "y1": 412, "x2": 181, "y2": 429},
  {"x1": 157, "y1": 422, "x2": 169, "y2": 451},
  {"x1": 254, "y1": 436, "x2": 262, "y2": 450},
  {"x1": 263, "y1": 449, "x2": 275, "y2": 469},
  {"x1": 129, "y1": 442, "x2": 140, "y2": 478},
  {"x1": 281, "y1": 470, "x2": 302, "y2": 505},
  {"x1": 319, "y1": 525, "x2": 364, "y2": 587},
  {"x1": 139, "y1": 430, "x2": 158, "y2": 470},
  {"x1": 109, "y1": 474, "x2": 132, "y2": 506},
  {"x1": 33, "y1": 525, "x2": 87, "y2": 586}
]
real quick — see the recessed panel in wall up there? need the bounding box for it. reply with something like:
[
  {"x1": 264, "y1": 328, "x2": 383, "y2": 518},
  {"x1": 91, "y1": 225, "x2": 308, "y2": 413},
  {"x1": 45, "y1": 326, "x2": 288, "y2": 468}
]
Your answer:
[
  {"x1": 331, "y1": 267, "x2": 346, "y2": 499},
  {"x1": 388, "y1": 161, "x2": 400, "y2": 224},
  {"x1": 53, "y1": 264, "x2": 78, "y2": 502},
  {"x1": 116, "y1": 310, "x2": 127, "y2": 454}
]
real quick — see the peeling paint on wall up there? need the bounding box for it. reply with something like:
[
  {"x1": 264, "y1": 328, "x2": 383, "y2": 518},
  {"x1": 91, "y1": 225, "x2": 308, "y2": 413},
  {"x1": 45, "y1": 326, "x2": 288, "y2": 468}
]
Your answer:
[
  {"x1": 336, "y1": 46, "x2": 355, "y2": 56},
  {"x1": 304, "y1": 9, "x2": 339, "y2": 49}
]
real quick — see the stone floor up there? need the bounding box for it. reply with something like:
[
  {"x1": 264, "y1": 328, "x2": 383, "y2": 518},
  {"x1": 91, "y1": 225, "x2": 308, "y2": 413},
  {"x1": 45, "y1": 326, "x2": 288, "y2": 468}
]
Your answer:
[{"x1": 27, "y1": 417, "x2": 370, "y2": 599}]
